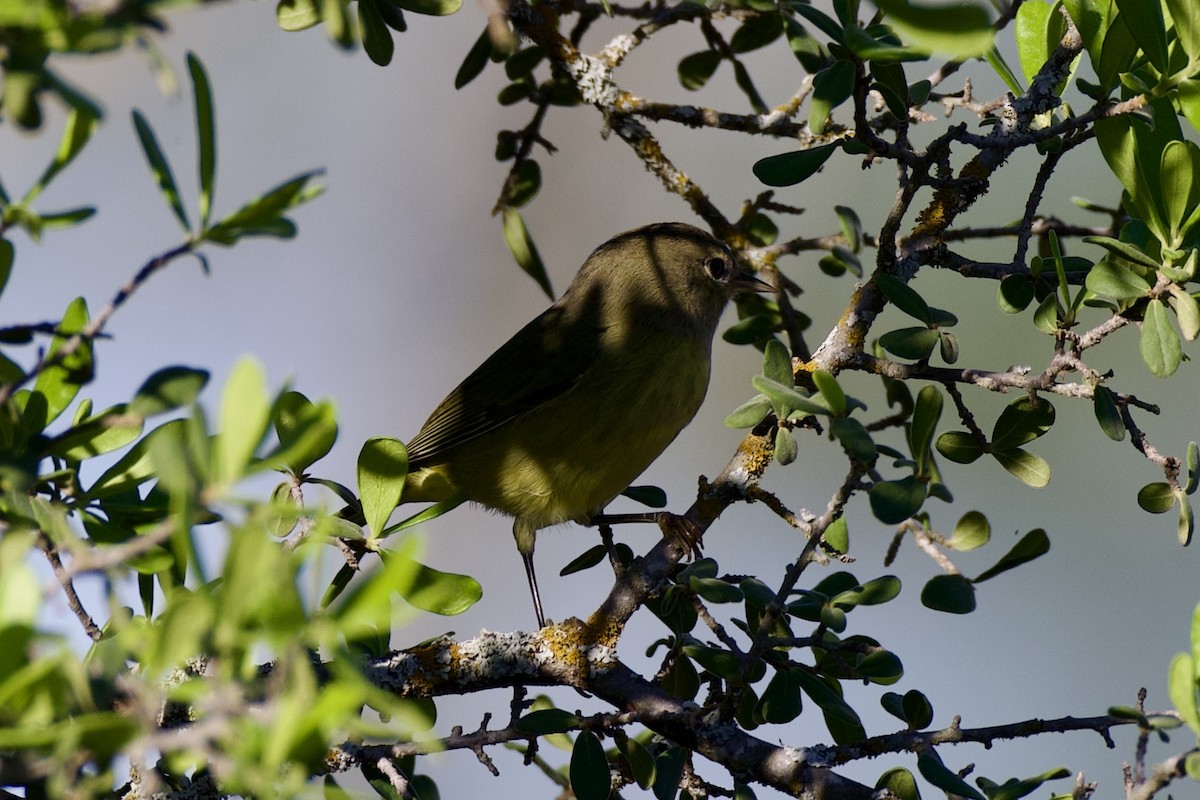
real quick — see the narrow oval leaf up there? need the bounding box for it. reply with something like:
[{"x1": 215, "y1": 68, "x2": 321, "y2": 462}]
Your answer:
[
  {"x1": 517, "y1": 708, "x2": 582, "y2": 735},
  {"x1": 752, "y1": 143, "x2": 838, "y2": 187},
  {"x1": 131, "y1": 366, "x2": 209, "y2": 417},
  {"x1": 131, "y1": 111, "x2": 190, "y2": 232},
  {"x1": 215, "y1": 356, "x2": 270, "y2": 487},
  {"x1": 358, "y1": 436, "x2": 409, "y2": 537},
  {"x1": 992, "y1": 447, "x2": 1051, "y2": 488},
  {"x1": 1141, "y1": 298, "x2": 1183, "y2": 378},
  {"x1": 936, "y1": 430, "x2": 984, "y2": 464},
  {"x1": 1092, "y1": 385, "x2": 1125, "y2": 441},
  {"x1": 1085, "y1": 260, "x2": 1152, "y2": 300},
  {"x1": 879, "y1": 327, "x2": 939, "y2": 360},
  {"x1": 917, "y1": 752, "x2": 987, "y2": 800},
  {"x1": 873, "y1": 0, "x2": 994, "y2": 58},
  {"x1": 386, "y1": 548, "x2": 481, "y2": 615},
  {"x1": 502, "y1": 208, "x2": 553, "y2": 299},
  {"x1": 186, "y1": 53, "x2": 216, "y2": 229},
  {"x1": 991, "y1": 396, "x2": 1055, "y2": 450},
  {"x1": 570, "y1": 730, "x2": 610, "y2": 800},
  {"x1": 973, "y1": 528, "x2": 1051, "y2": 582}
]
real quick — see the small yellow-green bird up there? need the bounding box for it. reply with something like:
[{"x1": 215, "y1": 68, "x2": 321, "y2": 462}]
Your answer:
[{"x1": 403, "y1": 222, "x2": 770, "y2": 627}]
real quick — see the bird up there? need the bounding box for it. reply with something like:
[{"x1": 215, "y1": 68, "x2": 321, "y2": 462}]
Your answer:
[{"x1": 402, "y1": 222, "x2": 771, "y2": 627}]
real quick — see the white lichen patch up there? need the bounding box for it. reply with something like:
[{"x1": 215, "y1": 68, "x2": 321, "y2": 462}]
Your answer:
[{"x1": 568, "y1": 54, "x2": 619, "y2": 107}]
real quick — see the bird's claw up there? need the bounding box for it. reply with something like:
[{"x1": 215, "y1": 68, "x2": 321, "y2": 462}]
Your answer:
[{"x1": 656, "y1": 512, "x2": 703, "y2": 561}]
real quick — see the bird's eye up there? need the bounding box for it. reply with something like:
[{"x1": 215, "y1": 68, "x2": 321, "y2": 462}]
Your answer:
[{"x1": 704, "y1": 256, "x2": 730, "y2": 281}]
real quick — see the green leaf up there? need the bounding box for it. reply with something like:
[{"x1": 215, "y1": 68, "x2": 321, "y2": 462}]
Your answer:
[
  {"x1": 455, "y1": 28, "x2": 493, "y2": 89},
  {"x1": 936, "y1": 430, "x2": 984, "y2": 463},
  {"x1": 517, "y1": 708, "x2": 582, "y2": 735},
  {"x1": 831, "y1": 416, "x2": 876, "y2": 463},
  {"x1": 384, "y1": 545, "x2": 481, "y2": 615},
  {"x1": 358, "y1": 437, "x2": 409, "y2": 538},
  {"x1": 570, "y1": 730, "x2": 610, "y2": 800},
  {"x1": 973, "y1": 528, "x2": 1051, "y2": 582},
  {"x1": 47, "y1": 404, "x2": 143, "y2": 461},
  {"x1": 793, "y1": 668, "x2": 865, "y2": 742},
  {"x1": 215, "y1": 356, "x2": 270, "y2": 487},
  {"x1": 874, "y1": 275, "x2": 934, "y2": 319},
  {"x1": 1089, "y1": 385, "x2": 1123, "y2": 442},
  {"x1": 276, "y1": 0, "x2": 321, "y2": 29},
  {"x1": 1083, "y1": 234, "x2": 1162, "y2": 271},
  {"x1": 204, "y1": 169, "x2": 325, "y2": 244},
  {"x1": 790, "y1": 3, "x2": 845, "y2": 43},
  {"x1": 992, "y1": 447, "x2": 1051, "y2": 488},
  {"x1": 26, "y1": 109, "x2": 97, "y2": 204},
  {"x1": 1114, "y1": 0, "x2": 1168, "y2": 72},
  {"x1": 832, "y1": 575, "x2": 901, "y2": 608},
  {"x1": 621, "y1": 738, "x2": 656, "y2": 790},
  {"x1": 358, "y1": 0, "x2": 396, "y2": 66},
  {"x1": 623, "y1": 484, "x2": 667, "y2": 508},
  {"x1": 868, "y1": 476, "x2": 926, "y2": 524},
  {"x1": 1141, "y1": 298, "x2": 1183, "y2": 378},
  {"x1": 775, "y1": 426, "x2": 798, "y2": 465},
  {"x1": 507, "y1": 159, "x2": 541, "y2": 208},
  {"x1": 872, "y1": 0, "x2": 994, "y2": 58},
  {"x1": 812, "y1": 370, "x2": 845, "y2": 415},
  {"x1": 30, "y1": 297, "x2": 91, "y2": 428},
  {"x1": 921, "y1": 573, "x2": 976, "y2": 613},
  {"x1": 752, "y1": 375, "x2": 829, "y2": 418},
  {"x1": 1169, "y1": 286, "x2": 1200, "y2": 341},
  {"x1": 875, "y1": 767, "x2": 922, "y2": 800},
  {"x1": 991, "y1": 396, "x2": 1055, "y2": 450},
  {"x1": 757, "y1": 668, "x2": 803, "y2": 724},
  {"x1": 909, "y1": 384, "x2": 942, "y2": 476},
  {"x1": 1161, "y1": 141, "x2": 1200, "y2": 247},
  {"x1": 186, "y1": 53, "x2": 216, "y2": 230},
  {"x1": 1166, "y1": 0, "x2": 1200, "y2": 62},
  {"x1": 391, "y1": 0, "x2": 462, "y2": 16},
  {"x1": 1138, "y1": 481, "x2": 1177, "y2": 513},
  {"x1": 502, "y1": 208, "x2": 553, "y2": 299},
  {"x1": 677, "y1": 50, "x2": 722, "y2": 91},
  {"x1": 947, "y1": 510, "x2": 989, "y2": 551},
  {"x1": 559, "y1": 544, "x2": 608, "y2": 576},
  {"x1": 879, "y1": 327, "x2": 940, "y2": 360},
  {"x1": 1179, "y1": 496, "x2": 1194, "y2": 545},
  {"x1": 834, "y1": 205, "x2": 862, "y2": 252},
  {"x1": 690, "y1": 576, "x2": 744, "y2": 604},
  {"x1": 131, "y1": 366, "x2": 209, "y2": 417},
  {"x1": 731, "y1": 13, "x2": 783, "y2": 53},
  {"x1": 1084, "y1": 260, "x2": 1152, "y2": 299},
  {"x1": 271, "y1": 391, "x2": 338, "y2": 472},
  {"x1": 86, "y1": 419, "x2": 188, "y2": 498},
  {"x1": 0, "y1": 238, "x2": 13, "y2": 300},
  {"x1": 810, "y1": 59, "x2": 855, "y2": 135},
  {"x1": 1015, "y1": 0, "x2": 1058, "y2": 84},
  {"x1": 996, "y1": 273, "x2": 1035, "y2": 313},
  {"x1": 725, "y1": 395, "x2": 772, "y2": 428},
  {"x1": 752, "y1": 143, "x2": 839, "y2": 187},
  {"x1": 1167, "y1": 652, "x2": 1200, "y2": 734}
]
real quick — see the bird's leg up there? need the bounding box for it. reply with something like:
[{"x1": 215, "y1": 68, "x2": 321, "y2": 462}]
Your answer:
[
  {"x1": 588, "y1": 512, "x2": 704, "y2": 560},
  {"x1": 514, "y1": 521, "x2": 546, "y2": 629},
  {"x1": 521, "y1": 550, "x2": 547, "y2": 630}
]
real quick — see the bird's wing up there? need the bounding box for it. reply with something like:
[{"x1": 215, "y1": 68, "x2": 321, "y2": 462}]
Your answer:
[{"x1": 406, "y1": 304, "x2": 605, "y2": 467}]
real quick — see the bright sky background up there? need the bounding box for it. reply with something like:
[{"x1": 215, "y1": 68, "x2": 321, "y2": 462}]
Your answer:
[{"x1": 9, "y1": 1, "x2": 1200, "y2": 797}]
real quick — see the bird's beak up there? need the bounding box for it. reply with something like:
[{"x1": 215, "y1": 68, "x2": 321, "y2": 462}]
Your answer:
[{"x1": 731, "y1": 269, "x2": 775, "y2": 294}]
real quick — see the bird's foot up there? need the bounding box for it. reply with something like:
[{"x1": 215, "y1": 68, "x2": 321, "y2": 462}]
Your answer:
[{"x1": 655, "y1": 512, "x2": 703, "y2": 561}]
